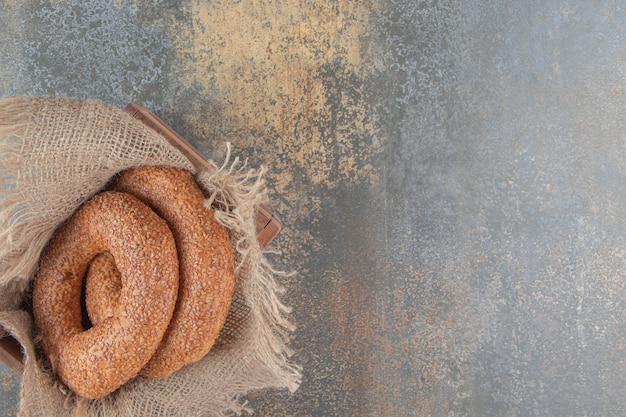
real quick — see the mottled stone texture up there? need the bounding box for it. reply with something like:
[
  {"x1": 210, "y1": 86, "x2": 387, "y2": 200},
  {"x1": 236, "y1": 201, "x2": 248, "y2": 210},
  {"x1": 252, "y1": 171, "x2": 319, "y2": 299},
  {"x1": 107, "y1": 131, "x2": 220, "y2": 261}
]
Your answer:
[{"x1": 2, "y1": 1, "x2": 626, "y2": 416}]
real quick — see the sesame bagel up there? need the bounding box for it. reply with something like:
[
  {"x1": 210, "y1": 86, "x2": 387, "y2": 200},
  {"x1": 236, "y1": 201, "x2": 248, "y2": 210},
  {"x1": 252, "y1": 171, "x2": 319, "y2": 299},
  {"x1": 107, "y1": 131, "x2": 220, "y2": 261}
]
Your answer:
[{"x1": 32, "y1": 191, "x2": 179, "y2": 399}]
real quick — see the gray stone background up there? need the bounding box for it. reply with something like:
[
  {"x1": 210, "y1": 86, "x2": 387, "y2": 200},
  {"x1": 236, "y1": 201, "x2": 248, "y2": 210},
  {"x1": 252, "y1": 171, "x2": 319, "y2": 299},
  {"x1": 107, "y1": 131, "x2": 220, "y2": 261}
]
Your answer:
[{"x1": 2, "y1": 1, "x2": 626, "y2": 416}]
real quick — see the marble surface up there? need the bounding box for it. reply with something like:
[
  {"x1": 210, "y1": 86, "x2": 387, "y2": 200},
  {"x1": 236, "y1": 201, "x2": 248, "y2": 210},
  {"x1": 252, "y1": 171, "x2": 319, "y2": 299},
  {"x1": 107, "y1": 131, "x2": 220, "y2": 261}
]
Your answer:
[{"x1": 2, "y1": 1, "x2": 626, "y2": 416}]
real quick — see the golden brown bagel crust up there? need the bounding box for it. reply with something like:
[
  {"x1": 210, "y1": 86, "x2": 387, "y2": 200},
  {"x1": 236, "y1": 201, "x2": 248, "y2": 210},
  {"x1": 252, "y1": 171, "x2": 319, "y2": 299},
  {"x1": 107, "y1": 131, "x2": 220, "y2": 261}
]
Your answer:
[
  {"x1": 86, "y1": 166, "x2": 236, "y2": 378},
  {"x1": 32, "y1": 191, "x2": 179, "y2": 399}
]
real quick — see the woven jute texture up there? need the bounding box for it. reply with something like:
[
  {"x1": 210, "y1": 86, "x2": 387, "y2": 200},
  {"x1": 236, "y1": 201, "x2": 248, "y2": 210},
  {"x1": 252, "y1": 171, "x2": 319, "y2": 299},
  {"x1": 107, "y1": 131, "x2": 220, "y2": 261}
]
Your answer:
[{"x1": 0, "y1": 96, "x2": 301, "y2": 416}]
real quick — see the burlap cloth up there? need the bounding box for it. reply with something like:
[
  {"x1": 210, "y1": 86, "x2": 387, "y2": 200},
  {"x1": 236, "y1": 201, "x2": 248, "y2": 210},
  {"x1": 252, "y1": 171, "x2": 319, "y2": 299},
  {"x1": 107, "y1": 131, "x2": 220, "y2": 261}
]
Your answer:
[{"x1": 0, "y1": 96, "x2": 301, "y2": 416}]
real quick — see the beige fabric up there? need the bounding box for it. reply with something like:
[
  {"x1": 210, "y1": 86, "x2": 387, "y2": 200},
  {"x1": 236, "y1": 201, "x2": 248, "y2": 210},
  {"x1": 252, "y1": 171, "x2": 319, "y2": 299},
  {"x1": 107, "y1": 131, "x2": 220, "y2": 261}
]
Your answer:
[{"x1": 0, "y1": 96, "x2": 300, "y2": 416}]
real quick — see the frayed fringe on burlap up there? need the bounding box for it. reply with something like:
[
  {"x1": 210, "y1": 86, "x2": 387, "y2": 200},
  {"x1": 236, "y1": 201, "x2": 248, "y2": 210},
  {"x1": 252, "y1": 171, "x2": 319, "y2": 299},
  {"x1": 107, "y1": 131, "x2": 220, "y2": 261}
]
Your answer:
[
  {"x1": 197, "y1": 148, "x2": 302, "y2": 387},
  {"x1": 0, "y1": 96, "x2": 301, "y2": 417},
  {"x1": 197, "y1": 146, "x2": 302, "y2": 393}
]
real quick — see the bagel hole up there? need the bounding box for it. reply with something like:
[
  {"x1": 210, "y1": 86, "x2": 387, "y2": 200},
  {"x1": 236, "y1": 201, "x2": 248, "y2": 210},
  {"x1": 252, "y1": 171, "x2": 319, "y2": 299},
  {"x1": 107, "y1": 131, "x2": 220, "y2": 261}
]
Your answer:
[{"x1": 80, "y1": 273, "x2": 93, "y2": 330}]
